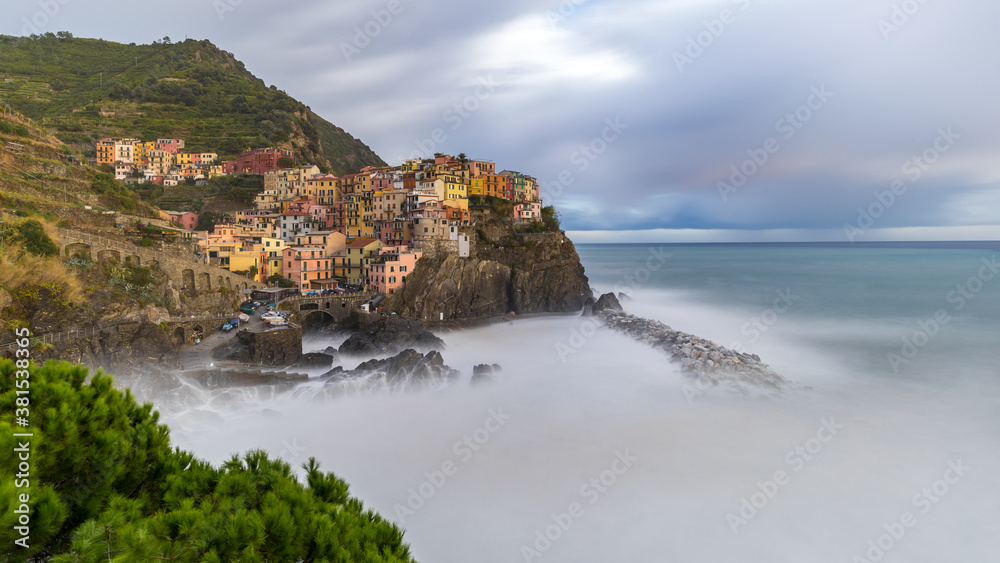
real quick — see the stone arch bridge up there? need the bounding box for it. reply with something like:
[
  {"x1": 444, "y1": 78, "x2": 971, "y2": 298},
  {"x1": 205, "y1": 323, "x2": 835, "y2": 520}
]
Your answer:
[
  {"x1": 58, "y1": 228, "x2": 263, "y2": 294},
  {"x1": 280, "y1": 292, "x2": 375, "y2": 321}
]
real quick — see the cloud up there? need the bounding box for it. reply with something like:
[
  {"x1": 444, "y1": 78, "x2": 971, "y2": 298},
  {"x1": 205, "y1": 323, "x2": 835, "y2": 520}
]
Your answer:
[{"x1": 3, "y1": 0, "x2": 999, "y2": 240}]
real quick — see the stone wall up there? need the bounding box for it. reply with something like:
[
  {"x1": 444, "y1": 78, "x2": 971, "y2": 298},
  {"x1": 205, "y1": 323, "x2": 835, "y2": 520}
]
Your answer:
[
  {"x1": 213, "y1": 326, "x2": 303, "y2": 366},
  {"x1": 58, "y1": 228, "x2": 262, "y2": 299}
]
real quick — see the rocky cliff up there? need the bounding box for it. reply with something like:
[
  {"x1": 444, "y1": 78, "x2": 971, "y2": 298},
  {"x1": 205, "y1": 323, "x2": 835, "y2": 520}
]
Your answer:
[{"x1": 384, "y1": 229, "x2": 592, "y2": 321}]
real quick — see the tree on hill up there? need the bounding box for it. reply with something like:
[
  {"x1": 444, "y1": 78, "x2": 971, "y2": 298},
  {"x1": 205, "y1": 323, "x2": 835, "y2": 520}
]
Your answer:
[
  {"x1": 195, "y1": 211, "x2": 215, "y2": 232},
  {"x1": 14, "y1": 219, "x2": 59, "y2": 257},
  {"x1": 0, "y1": 360, "x2": 417, "y2": 562}
]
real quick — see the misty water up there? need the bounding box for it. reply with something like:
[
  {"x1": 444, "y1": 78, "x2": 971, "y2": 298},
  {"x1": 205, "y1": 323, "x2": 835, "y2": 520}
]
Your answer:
[{"x1": 145, "y1": 244, "x2": 1000, "y2": 562}]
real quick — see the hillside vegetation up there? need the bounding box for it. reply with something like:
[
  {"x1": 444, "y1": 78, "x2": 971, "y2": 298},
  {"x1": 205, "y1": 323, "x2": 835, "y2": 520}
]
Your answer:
[
  {"x1": 0, "y1": 111, "x2": 155, "y2": 220},
  {"x1": 0, "y1": 34, "x2": 385, "y2": 175}
]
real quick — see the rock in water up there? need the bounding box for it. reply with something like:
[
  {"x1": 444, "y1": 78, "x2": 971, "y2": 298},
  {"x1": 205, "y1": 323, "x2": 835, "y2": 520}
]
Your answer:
[
  {"x1": 471, "y1": 363, "x2": 502, "y2": 385},
  {"x1": 596, "y1": 309, "x2": 786, "y2": 391},
  {"x1": 320, "y1": 346, "x2": 341, "y2": 362},
  {"x1": 322, "y1": 349, "x2": 460, "y2": 391},
  {"x1": 297, "y1": 353, "x2": 335, "y2": 369},
  {"x1": 338, "y1": 316, "x2": 445, "y2": 356},
  {"x1": 591, "y1": 292, "x2": 624, "y2": 314}
]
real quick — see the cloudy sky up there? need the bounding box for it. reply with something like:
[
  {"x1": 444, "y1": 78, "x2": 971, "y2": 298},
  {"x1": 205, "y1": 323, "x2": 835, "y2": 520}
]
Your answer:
[{"x1": 7, "y1": 0, "x2": 1000, "y2": 241}]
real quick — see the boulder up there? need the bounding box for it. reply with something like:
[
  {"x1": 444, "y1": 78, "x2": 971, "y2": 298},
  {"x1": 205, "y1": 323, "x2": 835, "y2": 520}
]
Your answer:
[
  {"x1": 592, "y1": 292, "x2": 623, "y2": 314},
  {"x1": 339, "y1": 315, "x2": 445, "y2": 356},
  {"x1": 322, "y1": 348, "x2": 460, "y2": 390},
  {"x1": 471, "y1": 363, "x2": 502, "y2": 385},
  {"x1": 296, "y1": 352, "x2": 335, "y2": 369}
]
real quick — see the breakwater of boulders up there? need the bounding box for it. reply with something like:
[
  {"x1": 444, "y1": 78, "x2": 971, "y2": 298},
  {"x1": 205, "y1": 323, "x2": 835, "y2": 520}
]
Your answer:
[{"x1": 588, "y1": 293, "x2": 786, "y2": 389}]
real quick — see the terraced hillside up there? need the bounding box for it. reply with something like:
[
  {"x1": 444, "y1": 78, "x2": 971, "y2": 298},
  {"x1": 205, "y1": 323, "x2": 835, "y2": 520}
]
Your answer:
[{"x1": 0, "y1": 34, "x2": 385, "y2": 175}]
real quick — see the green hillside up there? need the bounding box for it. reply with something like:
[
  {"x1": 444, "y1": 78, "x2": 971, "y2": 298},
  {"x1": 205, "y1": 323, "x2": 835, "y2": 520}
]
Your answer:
[{"x1": 0, "y1": 33, "x2": 385, "y2": 175}]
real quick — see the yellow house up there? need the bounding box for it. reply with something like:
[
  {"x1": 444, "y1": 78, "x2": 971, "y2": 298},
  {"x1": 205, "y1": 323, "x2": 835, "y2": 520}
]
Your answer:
[
  {"x1": 228, "y1": 250, "x2": 262, "y2": 279},
  {"x1": 267, "y1": 257, "x2": 284, "y2": 279},
  {"x1": 254, "y1": 237, "x2": 287, "y2": 259},
  {"x1": 337, "y1": 237, "x2": 382, "y2": 286},
  {"x1": 442, "y1": 173, "x2": 468, "y2": 201},
  {"x1": 468, "y1": 177, "x2": 484, "y2": 197},
  {"x1": 175, "y1": 153, "x2": 194, "y2": 166},
  {"x1": 295, "y1": 231, "x2": 346, "y2": 256},
  {"x1": 303, "y1": 174, "x2": 341, "y2": 205},
  {"x1": 344, "y1": 193, "x2": 374, "y2": 238}
]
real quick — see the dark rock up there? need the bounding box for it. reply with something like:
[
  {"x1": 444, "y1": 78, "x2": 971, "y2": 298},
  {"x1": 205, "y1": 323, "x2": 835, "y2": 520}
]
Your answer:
[
  {"x1": 339, "y1": 316, "x2": 445, "y2": 356},
  {"x1": 617, "y1": 292, "x2": 633, "y2": 302},
  {"x1": 592, "y1": 292, "x2": 623, "y2": 314},
  {"x1": 321, "y1": 346, "x2": 341, "y2": 361},
  {"x1": 471, "y1": 363, "x2": 502, "y2": 385},
  {"x1": 213, "y1": 326, "x2": 303, "y2": 366},
  {"x1": 319, "y1": 366, "x2": 344, "y2": 378},
  {"x1": 323, "y1": 348, "x2": 460, "y2": 390},
  {"x1": 382, "y1": 231, "x2": 592, "y2": 320},
  {"x1": 296, "y1": 352, "x2": 335, "y2": 369}
]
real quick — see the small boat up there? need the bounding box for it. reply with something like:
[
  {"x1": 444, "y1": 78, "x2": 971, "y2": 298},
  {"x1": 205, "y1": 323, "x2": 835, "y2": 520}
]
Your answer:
[
  {"x1": 268, "y1": 319, "x2": 288, "y2": 327},
  {"x1": 238, "y1": 313, "x2": 251, "y2": 323}
]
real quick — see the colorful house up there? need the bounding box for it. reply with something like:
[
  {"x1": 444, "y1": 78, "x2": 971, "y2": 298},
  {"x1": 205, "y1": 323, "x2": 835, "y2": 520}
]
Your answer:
[
  {"x1": 282, "y1": 246, "x2": 333, "y2": 290},
  {"x1": 335, "y1": 237, "x2": 382, "y2": 287},
  {"x1": 367, "y1": 245, "x2": 422, "y2": 295},
  {"x1": 514, "y1": 202, "x2": 542, "y2": 222}
]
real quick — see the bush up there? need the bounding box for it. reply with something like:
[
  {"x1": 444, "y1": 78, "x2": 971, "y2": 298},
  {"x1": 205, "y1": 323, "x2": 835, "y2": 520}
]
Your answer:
[
  {"x1": 13, "y1": 125, "x2": 30, "y2": 137},
  {"x1": 0, "y1": 122, "x2": 13, "y2": 135},
  {"x1": 139, "y1": 237, "x2": 155, "y2": 247},
  {"x1": 0, "y1": 360, "x2": 416, "y2": 562},
  {"x1": 267, "y1": 273, "x2": 295, "y2": 288},
  {"x1": 15, "y1": 219, "x2": 59, "y2": 257}
]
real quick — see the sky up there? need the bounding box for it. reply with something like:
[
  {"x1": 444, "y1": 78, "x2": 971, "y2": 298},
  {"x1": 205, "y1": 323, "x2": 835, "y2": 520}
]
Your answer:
[{"x1": 5, "y1": 0, "x2": 1000, "y2": 242}]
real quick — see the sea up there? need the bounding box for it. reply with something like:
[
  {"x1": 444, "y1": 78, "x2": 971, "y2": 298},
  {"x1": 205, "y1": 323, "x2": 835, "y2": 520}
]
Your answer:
[{"x1": 146, "y1": 242, "x2": 1000, "y2": 562}]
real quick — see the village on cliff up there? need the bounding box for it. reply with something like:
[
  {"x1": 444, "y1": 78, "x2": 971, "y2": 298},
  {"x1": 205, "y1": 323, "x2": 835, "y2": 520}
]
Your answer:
[{"x1": 95, "y1": 138, "x2": 547, "y2": 295}]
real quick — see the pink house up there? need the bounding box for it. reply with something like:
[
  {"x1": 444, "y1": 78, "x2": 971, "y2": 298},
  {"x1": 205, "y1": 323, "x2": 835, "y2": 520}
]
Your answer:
[
  {"x1": 283, "y1": 246, "x2": 333, "y2": 290},
  {"x1": 155, "y1": 139, "x2": 183, "y2": 153},
  {"x1": 165, "y1": 211, "x2": 199, "y2": 231},
  {"x1": 367, "y1": 245, "x2": 422, "y2": 295},
  {"x1": 514, "y1": 202, "x2": 542, "y2": 222}
]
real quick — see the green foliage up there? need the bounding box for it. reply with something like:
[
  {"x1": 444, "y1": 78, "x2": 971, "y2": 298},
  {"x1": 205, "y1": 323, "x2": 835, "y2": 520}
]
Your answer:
[
  {"x1": 0, "y1": 360, "x2": 416, "y2": 562},
  {"x1": 14, "y1": 125, "x2": 30, "y2": 137},
  {"x1": 0, "y1": 121, "x2": 13, "y2": 135},
  {"x1": 542, "y1": 205, "x2": 561, "y2": 232},
  {"x1": 485, "y1": 195, "x2": 513, "y2": 218},
  {"x1": 195, "y1": 211, "x2": 215, "y2": 232},
  {"x1": 267, "y1": 273, "x2": 294, "y2": 288},
  {"x1": 15, "y1": 219, "x2": 59, "y2": 257},
  {"x1": 0, "y1": 35, "x2": 386, "y2": 174},
  {"x1": 468, "y1": 194, "x2": 482, "y2": 206},
  {"x1": 139, "y1": 237, "x2": 155, "y2": 247},
  {"x1": 106, "y1": 264, "x2": 168, "y2": 306}
]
